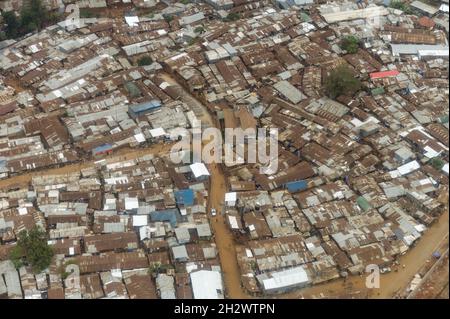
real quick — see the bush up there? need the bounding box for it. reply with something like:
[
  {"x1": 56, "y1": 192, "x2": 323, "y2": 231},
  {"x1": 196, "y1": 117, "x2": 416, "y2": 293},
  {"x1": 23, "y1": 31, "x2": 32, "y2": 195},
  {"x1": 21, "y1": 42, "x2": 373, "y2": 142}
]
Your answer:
[
  {"x1": 389, "y1": 1, "x2": 413, "y2": 14},
  {"x1": 324, "y1": 65, "x2": 362, "y2": 99},
  {"x1": 2, "y1": 11, "x2": 21, "y2": 39},
  {"x1": 80, "y1": 9, "x2": 96, "y2": 19},
  {"x1": 194, "y1": 26, "x2": 205, "y2": 34},
  {"x1": 164, "y1": 15, "x2": 174, "y2": 23},
  {"x1": 10, "y1": 227, "x2": 54, "y2": 273},
  {"x1": 137, "y1": 56, "x2": 153, "y2": 66},
  {"x1": 224, "y1": 13, "x2": 240, "y2": 22},
  {"x1": 340, "y1": 36, "x2": 360, "y2": 54},
  {"x1": 430, "y1": 157, "x2": 445, "y2": 171},
  {"x1": 1, "y1": 0, "x2": 61, "y2": 39}
]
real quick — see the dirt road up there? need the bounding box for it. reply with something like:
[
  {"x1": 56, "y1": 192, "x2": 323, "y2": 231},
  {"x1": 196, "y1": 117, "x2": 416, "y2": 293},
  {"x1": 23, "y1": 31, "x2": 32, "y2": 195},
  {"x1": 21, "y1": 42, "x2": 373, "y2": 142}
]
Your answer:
[{"x1": 159, "y1": 73, "x2": 251, "y2": 298}]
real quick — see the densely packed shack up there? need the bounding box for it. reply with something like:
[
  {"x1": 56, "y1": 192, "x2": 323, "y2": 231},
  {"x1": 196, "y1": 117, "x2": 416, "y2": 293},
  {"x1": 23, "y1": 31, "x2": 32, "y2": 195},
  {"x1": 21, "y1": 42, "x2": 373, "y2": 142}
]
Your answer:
[{"x1": 0, "y1": 0, "x2": 449, "y2": 298}]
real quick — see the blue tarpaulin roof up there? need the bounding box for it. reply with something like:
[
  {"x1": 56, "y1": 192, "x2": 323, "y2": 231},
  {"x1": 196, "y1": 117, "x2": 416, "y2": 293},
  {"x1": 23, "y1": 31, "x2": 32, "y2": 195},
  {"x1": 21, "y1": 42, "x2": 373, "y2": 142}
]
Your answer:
[
  {"x1": 150, "y1": 209, "x2": 180, "y2": 227},
  {"x1": 93, "y1": 144, "x2": 113, "y2": 153},
  {"x1": 175, "y1": 189, "x2": 195, "y2": 206},
  {"x1": 285, "y1": 180, "x2": 307, "y2": 193},
  {"x1": 433, "y1": 251, "x2": 441, "y2": 258},
  {"x1": 129, "y1": 100, "x2": 161, "y2": 114}
]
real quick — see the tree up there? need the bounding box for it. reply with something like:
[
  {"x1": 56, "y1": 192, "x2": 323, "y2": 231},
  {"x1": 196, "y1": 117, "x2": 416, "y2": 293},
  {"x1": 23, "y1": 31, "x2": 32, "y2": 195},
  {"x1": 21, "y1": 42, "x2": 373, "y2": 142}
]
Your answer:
[
  {"x1": 137, "y1": 55, "x2": 153, "y2": 66},
  {"x1": 20, "y1": 0, "x2": 47, "y2": 31},
  {"x1": 430, "y1": 157, "x2": 444, "y2": 171},
  {"x1": 1, "y1": 0, "x2": 58, "y2": 39},
  {"x1": 224, "y1": 13, "x2": 240, "y2": 22},
  {"x1": 10, "y1": 227, "x2": 54, "y2": 273},
  {"x1": 389, "y1": 1, "x2": 413, "y2": 14},
  {"x1": 164, "y1": 15, "x2": 173, "y2": 23},
  {"x1": 324, "y1": 65, "x2": 362, "y2": 99},
  {"x1": 340, "y1": 36, "x2": 360, "y2": 54},
  {"x1": 2, "y1": 11, "x2": 21, "y2": 39},
  {"x1": 194, "y1": 26, "x2": 205, "y2": 34}
]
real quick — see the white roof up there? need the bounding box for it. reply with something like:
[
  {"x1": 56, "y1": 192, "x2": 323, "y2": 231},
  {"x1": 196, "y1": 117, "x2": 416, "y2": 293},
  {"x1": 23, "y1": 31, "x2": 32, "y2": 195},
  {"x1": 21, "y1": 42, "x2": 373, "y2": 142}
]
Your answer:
[
  {"x1": 261, "y1": 266, "x2": 309, "y2": 291},
  {"x1": 190, "y1": 163, "x2": 210, "y2": 178},
  {"x1": 391, "y1": 44, "x2": 449, "y2": 56},
  {"x1": 134, "y1": 133, "x2": 146, "y2": 143},
  {"x1": 440, "y1": 4, "x2": 449, "y2": 12},
  {"x1": 397, "y1": 160, "x2": 420, "y2": 176},
  {"x1": 224, "y1": 192, "x2": 237, "y2": 203},
  {"x1": 149, "y1": 127, "x2": 166, "y2": 138},
  {"x1": 139, "y1": 226, "x2": 151, "y2": 240},
  {"x1": 125, "y1": 197, "x2": 139, "y2": 210},
  {"x1": 132, "y1": 215, "x2": 148, "y2": 227},
  {"x1": 320, "y1": 5, "x2": 389, "y2": 23},
  {"x1": 423, "y1": 146, "x2": 441, "y2": 159},
  {"x1": 228, "y1": 215, "x2": 239, "y2": 229},
  {"x1": 442, "y1": 163, "x2": 449, "y2": 175},
  {"x1": 125, "y1": 16, "x2": 139, "y2": 27},
  {"x1": 190, "y1": 270, "x2": 224, "y2": 299}
]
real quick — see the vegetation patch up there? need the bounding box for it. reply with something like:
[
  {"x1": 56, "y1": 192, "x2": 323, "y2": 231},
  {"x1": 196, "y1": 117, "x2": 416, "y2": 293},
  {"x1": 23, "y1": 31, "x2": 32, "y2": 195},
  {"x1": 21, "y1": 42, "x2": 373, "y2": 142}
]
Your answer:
[
  {"x1": 10, "y1": 227, "x2": 54, "y2": 273},
  {"x1": 324, "y1": 65, "x2": 362, "y2": 99}
]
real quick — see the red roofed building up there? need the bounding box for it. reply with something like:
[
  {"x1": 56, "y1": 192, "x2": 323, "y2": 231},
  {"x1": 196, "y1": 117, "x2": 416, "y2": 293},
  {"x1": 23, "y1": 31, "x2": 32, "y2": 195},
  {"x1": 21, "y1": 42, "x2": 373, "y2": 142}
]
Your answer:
[{"x1": 370, "y1": 70, "x2": 400, "y2": 80}]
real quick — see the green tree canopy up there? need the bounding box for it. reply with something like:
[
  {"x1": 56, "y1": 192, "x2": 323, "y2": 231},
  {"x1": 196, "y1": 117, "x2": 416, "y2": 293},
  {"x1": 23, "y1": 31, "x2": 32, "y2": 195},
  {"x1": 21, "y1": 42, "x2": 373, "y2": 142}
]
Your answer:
[
  {"x1": 1, "y1": 0, "x2": 59, "y2": 39},
  {"x1": 224, "y1": 13, "x2": 240, "y2": 22},
  {"x1": 137, "y1": 55, "x2": 153, "y2": 66},
  {"x1": 340, "y1": 36, "x2": 360, "y2": 54},
  {"x1": 21, "y1": 0, "x2": 47, "y2": 30},
  {"x1": 430, "y1": 157, "x2": 445, "y2": 171},
  {"x1": 389, "y1": 1, "x2": 413, "y2": 14},
  {"x1": 2, "y1": 11, "x2": 21, "y2": 39},
  {"x1": 324, "y1": 65, "x2": 362, "y2": 99},
  {"x1": 194, "y1": 26, "x2": 205, "y2": 34},
  {"x1": 10, "y1": 227, "x2": 54, "y2": 273},
  {"x1": 164, "y1": 15, "x2": 174, "y2": 23}
]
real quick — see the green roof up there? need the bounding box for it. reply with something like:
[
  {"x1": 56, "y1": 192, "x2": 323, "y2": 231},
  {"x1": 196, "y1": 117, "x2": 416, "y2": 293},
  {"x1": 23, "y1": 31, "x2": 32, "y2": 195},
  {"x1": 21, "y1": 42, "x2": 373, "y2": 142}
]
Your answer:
[
  {"x1": 371, "y1": 87, "x2": 385, "y2": 96},
  {"x1": 439, "y1": 114, "x2": 448, "y2": 124},
  {"x1": 300, "y1": 12, "x2": 311, "y2": 22},
  {"x1": 125, "y1": 82, "x2": 141, "y2": 98},
  {"x1": 357, "y1": 196, "x2": 371, "y2": 212}
]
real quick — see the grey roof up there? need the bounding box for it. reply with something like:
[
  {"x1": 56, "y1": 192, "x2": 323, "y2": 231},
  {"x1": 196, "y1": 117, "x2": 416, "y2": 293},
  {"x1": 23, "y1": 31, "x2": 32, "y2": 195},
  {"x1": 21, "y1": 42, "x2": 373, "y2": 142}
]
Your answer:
[
  {"x1": 274, "y1": 80, "x2": 306, "y2": 104},
  {"x1": 175, "y1": 227, "x2": 191, "y2": 244},
  {"x1": 180, "y1": 12, "x2": 205, "y2": 26},
  {"x1": 172, "y1": 245, "x2": 189, "y2": 260},
  {"x1": 391, "y1": 44, "x2": 449, "y2": 56},
  {"x1": 156, "y1": 274, "x2": 176, "y2": 299},
  {"x1": 103, "y1": 222, "x2": 125, "y2": 233},
  {"x1": 410, "y1": 1, "x2": 440, "y2": 14},
  {"x1": 196, "y1": 223, "x2": 212, "y2": 237}
]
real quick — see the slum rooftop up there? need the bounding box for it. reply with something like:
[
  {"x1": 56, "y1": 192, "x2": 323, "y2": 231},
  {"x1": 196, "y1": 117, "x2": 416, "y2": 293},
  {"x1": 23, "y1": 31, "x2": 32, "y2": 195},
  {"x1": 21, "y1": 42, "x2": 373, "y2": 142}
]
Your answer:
[{"x1": 0, "y1": 0, "x2": 449, "y2": 299}]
